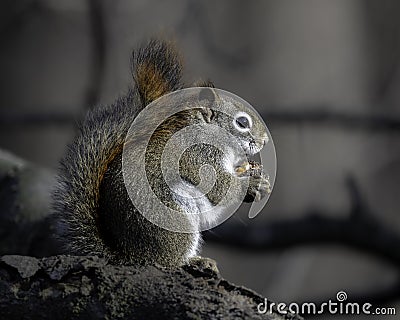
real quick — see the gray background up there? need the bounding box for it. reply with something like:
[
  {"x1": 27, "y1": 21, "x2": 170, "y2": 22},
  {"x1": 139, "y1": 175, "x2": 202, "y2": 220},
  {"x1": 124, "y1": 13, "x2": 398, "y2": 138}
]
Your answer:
[{"x1": 1, "y1": 1, "x2": 399, "y2": 318}]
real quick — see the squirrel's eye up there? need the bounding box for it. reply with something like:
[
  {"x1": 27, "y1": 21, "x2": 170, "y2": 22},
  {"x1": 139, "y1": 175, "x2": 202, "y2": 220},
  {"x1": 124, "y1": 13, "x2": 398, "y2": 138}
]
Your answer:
[
  {"x1": 233, "y1": 112, "x2": 252, "y2": 132},
  {"x1": 236, "y1": 116, "x2": 249, "y2": 129}
]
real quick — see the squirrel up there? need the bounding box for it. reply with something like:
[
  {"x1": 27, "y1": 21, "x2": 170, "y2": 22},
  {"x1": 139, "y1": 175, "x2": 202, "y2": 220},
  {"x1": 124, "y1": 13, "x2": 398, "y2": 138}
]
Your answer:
[{"x1": 52, "y1": 39, "x2": 270, "y2": 267}]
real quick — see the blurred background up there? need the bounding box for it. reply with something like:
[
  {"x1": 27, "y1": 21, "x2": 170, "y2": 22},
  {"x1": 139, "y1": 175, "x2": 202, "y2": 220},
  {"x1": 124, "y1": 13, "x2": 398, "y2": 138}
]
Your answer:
[{"x1": 0, "y1": 0, "x2": 399, "y2": 318}]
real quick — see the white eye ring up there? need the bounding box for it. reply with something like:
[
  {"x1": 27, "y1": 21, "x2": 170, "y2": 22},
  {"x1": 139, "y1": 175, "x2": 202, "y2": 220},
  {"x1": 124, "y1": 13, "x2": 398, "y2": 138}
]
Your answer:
[{"x1": 233, "y1": 112, "x2": 252, "y2": 132}]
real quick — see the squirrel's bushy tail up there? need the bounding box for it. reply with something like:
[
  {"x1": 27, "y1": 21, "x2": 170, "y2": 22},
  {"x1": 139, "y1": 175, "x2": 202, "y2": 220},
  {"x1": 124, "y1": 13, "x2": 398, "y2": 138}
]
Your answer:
[
  {"x1": 133, "y1": 39, "x2": 183, "y2": 106},
  {"x1": 52, "y1": 39, "x2": 183, "y2": 257}
]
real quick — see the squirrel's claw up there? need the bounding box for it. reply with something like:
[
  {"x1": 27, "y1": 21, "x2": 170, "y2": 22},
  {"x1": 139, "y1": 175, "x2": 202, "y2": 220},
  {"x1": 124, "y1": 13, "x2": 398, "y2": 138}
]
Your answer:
[{"x1": 244, "y1": 173, "x2": 271, "y2": 203}]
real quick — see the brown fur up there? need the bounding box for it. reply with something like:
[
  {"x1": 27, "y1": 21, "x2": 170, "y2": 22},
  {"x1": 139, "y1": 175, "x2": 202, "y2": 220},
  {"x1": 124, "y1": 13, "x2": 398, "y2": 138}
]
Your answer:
[
  {"x1": 133, "y1": 39, "x2": 183, "y2": 106},
  {"x1": 52, "y1": 39, "x2": 187, "y2": 264}
]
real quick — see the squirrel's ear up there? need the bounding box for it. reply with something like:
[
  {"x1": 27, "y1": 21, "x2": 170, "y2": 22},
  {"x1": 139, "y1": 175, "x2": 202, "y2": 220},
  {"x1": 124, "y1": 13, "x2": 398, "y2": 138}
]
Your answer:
[
  {"x1": 198, "y1": 87, "x2": 217, "y2": 123},
  {"x1": 132, "y1": 39, "x2": 183, "y2": 106},
  {"x1": 198, "y1": 86, "x2": 216, "y2": 103}
]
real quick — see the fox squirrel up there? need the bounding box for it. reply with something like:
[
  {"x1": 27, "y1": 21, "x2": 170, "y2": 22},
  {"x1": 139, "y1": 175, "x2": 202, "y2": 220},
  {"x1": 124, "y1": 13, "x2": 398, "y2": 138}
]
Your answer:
[{"x1": 52, "y1": 40, "x2": 270, "y2": 266}]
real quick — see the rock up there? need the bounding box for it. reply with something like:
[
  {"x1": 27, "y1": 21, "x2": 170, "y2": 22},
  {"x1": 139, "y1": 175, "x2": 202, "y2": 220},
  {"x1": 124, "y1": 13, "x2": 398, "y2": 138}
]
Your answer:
[
  {"x1": 0, "y1": 255, "x2": 303, "y2": 320},
  {"x1": 0, "y1": 149, "x2": 61, "y2": 256}
]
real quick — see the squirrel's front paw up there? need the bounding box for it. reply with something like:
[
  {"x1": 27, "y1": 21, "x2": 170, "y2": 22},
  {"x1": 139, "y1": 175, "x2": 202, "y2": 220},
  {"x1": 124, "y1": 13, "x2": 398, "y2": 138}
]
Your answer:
[
  {"x1": 244, "y1": 173, "x2": 271, "y2": 202},
  {"x1": 186, "y1": 256, "x2": 220, "y2": 278}
]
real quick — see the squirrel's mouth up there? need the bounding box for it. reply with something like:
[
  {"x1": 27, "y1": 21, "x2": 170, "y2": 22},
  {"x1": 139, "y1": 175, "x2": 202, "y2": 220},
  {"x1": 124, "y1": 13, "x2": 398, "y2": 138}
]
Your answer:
[{"x1": 235, "y1": 142, "x2": 265, "y2": 176}]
